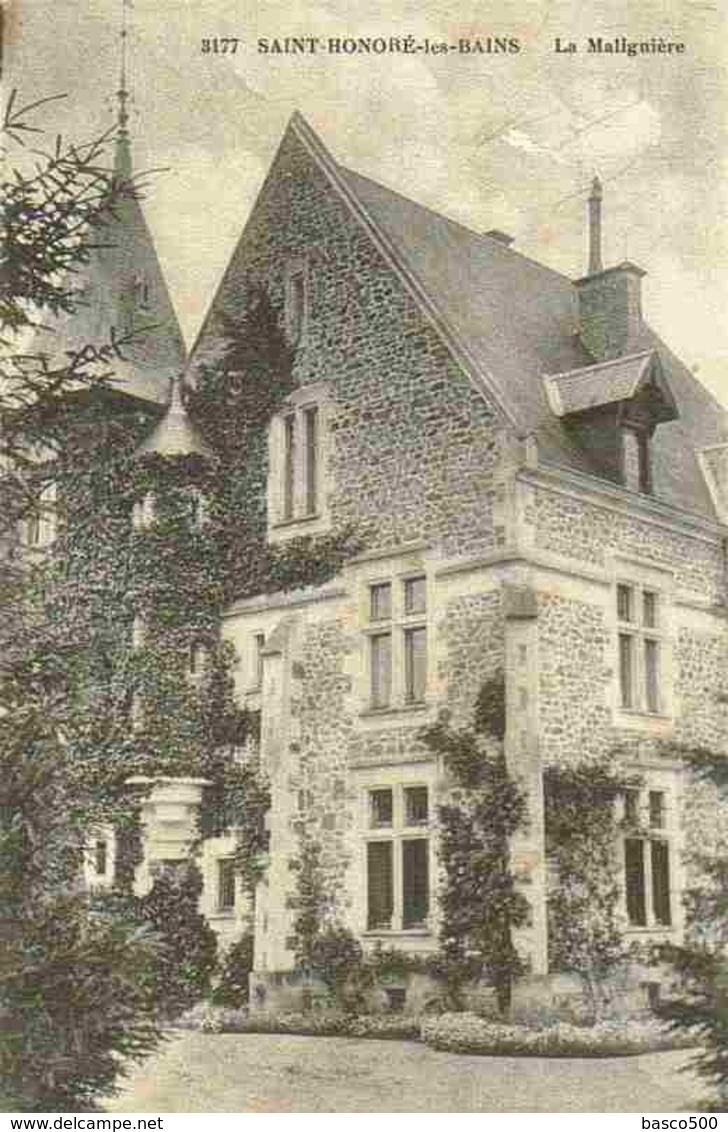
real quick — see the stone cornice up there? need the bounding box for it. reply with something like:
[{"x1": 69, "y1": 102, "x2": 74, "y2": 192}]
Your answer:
[{"x1": 525, "y1": 460, "x2": 726, "y2": 546}]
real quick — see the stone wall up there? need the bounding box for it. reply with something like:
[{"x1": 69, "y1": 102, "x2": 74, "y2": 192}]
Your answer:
[
  {"x1": 439, "y1": 589, "x2": 504, "y2": 728},
  {"x1": 190, "y1": 129, "x2": 502, "y2": 560},
  {"x1": 537, "y1": 593, "x2": 612, "y2": 767},
  {"x1": 534, "y1": 485, "x2": 724, "y2": 600}
]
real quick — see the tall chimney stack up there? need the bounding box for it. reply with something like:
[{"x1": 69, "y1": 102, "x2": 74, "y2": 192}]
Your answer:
[{"x1": 588, "y1": 175, "x2": 603, "y2": 275}]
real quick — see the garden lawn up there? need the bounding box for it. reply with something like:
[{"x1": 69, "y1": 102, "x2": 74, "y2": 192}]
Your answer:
[{"x1": 105, "y1": 1031, "x2": 706, "y2": 1112}]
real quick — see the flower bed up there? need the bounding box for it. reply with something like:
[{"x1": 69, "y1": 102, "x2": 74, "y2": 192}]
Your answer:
[
  {"x1": 179, "y1": 1003, "x2": 419, "y2": 1040},
  {"x1": 420, "y1": 1012, "x2": 696, "y2": 1058},
  {"x1": 179, "y1": 1004, "x2": 696, "y2": 1057}
]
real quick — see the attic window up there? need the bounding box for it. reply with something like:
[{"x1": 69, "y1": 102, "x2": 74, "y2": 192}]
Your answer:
[
  {"x1": 285, "y1": 263, "x2": 308, "y2": 345},
  {"x1": 622, "y1": 426, "x2": 651, "y2": 494}
]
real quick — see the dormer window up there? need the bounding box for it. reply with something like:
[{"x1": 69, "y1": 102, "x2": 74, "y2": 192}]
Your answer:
[
  {"x1": 622, "y1": 426, "x2": 651, "y2": 494},
  {"x1": 543, "y1": 350, "x2": 678, "y2": 495}
]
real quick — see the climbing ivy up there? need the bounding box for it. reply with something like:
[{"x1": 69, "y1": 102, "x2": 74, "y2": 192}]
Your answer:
[
  {"x1": 422, "y1": 673, "x2": 529, "y2": 1013},
  {"x1": 22, "y1": 283, "x2": 361, "y2": 911},
  {"x1": 543, "y1": 760, "x2": 634, "y2": 1015}
]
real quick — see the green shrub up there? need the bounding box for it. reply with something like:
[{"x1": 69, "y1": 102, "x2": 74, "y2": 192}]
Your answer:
[
  {"x1": 212, "y1": 931, "x2": 255, "y2": 1007},
  {"x1": 138, "y1": 863, "x2": 217, "y2": 1017},
  {"x1": 0, "y1": 892, "x2": 162, "y2": 1112}
]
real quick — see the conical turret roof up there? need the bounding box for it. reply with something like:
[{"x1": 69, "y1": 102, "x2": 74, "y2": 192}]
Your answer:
[
  {"x1": 33, "y1": 78, "x2": 186, "y2": 405},
  {"x1": 136, "y1": 376, "x2": 213, "y2": 458}
]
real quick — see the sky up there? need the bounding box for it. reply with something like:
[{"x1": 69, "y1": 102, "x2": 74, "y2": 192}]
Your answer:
[{"x1": 5, "y1": 0, "x2": 728, "y2": 404}]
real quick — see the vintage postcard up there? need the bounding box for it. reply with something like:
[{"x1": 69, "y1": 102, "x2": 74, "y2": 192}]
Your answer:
[{"x1": 3, "y1": 0, "x2": 728, "y2": 1117}]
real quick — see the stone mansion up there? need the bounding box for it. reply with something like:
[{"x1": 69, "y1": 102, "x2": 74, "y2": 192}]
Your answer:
[{"x1": 43, "y1": 110, "x2": 728, "y2": 998}]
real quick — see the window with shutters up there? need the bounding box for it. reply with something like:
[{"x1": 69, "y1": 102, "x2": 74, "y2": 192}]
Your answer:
[
  {"x1": 365, "y1": 785, "x2": 431, "y2": 932},
  {"x1": 621, "y1": 785, "x2": 674, "y2": 930},
  {"x1": 364, "y1": 574, "x2": 428, "y2": 712}
]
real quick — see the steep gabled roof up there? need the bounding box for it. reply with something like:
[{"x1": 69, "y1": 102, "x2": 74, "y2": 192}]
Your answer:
[{"x1": 192, "y1": 113, "x2": 728, "y2": 522}]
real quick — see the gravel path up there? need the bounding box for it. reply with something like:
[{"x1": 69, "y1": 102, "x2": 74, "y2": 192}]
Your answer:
[{"x1": 104, "y1": 1031, "x2": 706, "y2": 1112}]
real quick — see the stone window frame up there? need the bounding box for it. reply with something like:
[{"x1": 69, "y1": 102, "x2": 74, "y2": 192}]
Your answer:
[
  {"x1": 617, "y1": 766, "x2": 682, "y2": 937},
  {"x1": 361, "y1": 571, "x2": 430, "y2": 716},
  {"x1": 611, "y1": 557, "x2": 674, "y2": 730},
  {"x1": 356, "y1": 768, "x2": 436, "y2": 939},
  {"x1": 267, "y1": 382, "x2": 332, "y2": 542}
]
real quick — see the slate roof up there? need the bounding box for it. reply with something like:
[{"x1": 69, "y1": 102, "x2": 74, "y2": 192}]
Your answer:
[
  {"x1": 192, "y1": 113, "x2": 728, "y2": 522},
  {"x1": 136, "y1": 378, "x2": 213, "y2": 459},
  {"x1": 33, "y1": 140, "x2": 186, "y2": 406},
  {"x1": 543, "y1": 350, "x2": 678, "y2": 421},
  {"x1": 337, "y1": 162, "x2": 728, "y2": 521}
]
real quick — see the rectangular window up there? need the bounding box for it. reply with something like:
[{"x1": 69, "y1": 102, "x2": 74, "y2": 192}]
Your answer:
[
  {"x1": 616, "y1": 582, "x2": 665, "y2": 714},
  {"x1": 404, "y1": 626, "x2": 427, "y2": 703},
  {"x1": 303, "y1": 406, "x2": 318, "y2": 515},
  {"x1": 404, "y1": 576, "x2": 426, "y2": 616},
  {"x1": 364, "y1": 573, "x2": 429, "y2": 712},
  {"x1": 252, "y1": 632, "x2": 265, "y2": 689},
  {"x1": 365, "y1": 786, "x2": 431, "y2": 934},
  {"x1": 283, "y1": 416, "x2": 295, "y2": 520},
  {"x1": 188, "y1": 642, "x2": 205, "y2": 677},
  {"x1": 649, "y1": 790, "x2": 665, "y2": 829},
  {"x1": 217, "y1": 859, "x2": 236, "y2": 911},
  {"x1": 651, "y1": 840, "x2": 671, "y2": 925},
  {"x1": 402, "y1": 839, "x2": 429, "y2": 928},
  {"x1": 643, "y1": 591, "x2": 657, "y2": 629},
  {"x1": 619, "y1": 634, "x2": 634, "y2": 709},
  {"x1": 94, "y1": 839, "x2": 108, "y2": 877},
  {"x1": 624, "y1": 789, "x2": 639, "y2": 826},
  {"x1": 370, "y1": 582, "x2": 392, "y2": 621},
  {"x1": 623, "y1": 788, "x2": 672, "y2": 930},
  {"x1": 404, "y1": 786, "x2": 428, "y2": 826},
  {"x1": 367, "y1": 841, "x2": 393, "y2": 930},
  {"x1": 370, "y1": 633, "x2": 392, "y2": 708},
  {"x1": 625, "y1": 837, "x2": 647, "y2": 926},
  {"x1": 617, "y1": 583, "x2": 633, "y2": 622},
  {"x1": 644, "y1": 639, "x2": 660, "y2": 713},
  {"x1": 370, "y1": 788, "x2": 393, "y2": 828},
  {"x1": 25, "y1": 509, "x2": 41, "y2": 547},
  {"x1": 288, "y1": 272, "x2": 306, "y2": 343},
  {"x1": 622, "y1": 427, "x2": 651, "y2": 494}
]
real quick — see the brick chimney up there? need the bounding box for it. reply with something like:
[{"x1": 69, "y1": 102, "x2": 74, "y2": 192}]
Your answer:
[{"x1": 575, "y1": 177, "x2": 646, "y2": 361}]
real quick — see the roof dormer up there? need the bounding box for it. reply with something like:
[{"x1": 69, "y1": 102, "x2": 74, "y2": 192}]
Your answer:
[{"x1": 543, "y1": 350, "x2": 678, "y2": 494}]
